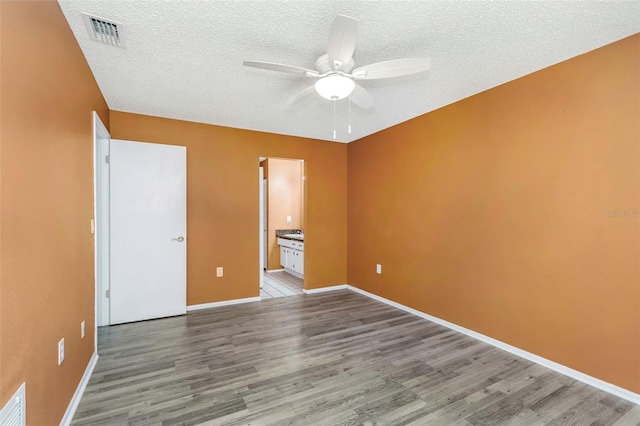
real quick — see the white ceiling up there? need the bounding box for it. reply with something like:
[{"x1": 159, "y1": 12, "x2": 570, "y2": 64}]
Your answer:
[{"x1": 58, "y1": 1, "x2": 640, "y2": 143}]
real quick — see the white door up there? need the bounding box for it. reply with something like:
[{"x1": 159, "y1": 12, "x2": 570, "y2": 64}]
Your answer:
[{"x1": 110, "y1": 139, "x2": 187, "y2": 325}]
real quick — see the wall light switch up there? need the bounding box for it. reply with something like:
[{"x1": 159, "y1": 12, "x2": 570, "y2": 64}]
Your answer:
[
  {"x1": 90, "y1": 219, "x2": 95, "y2": 235},
  {"x1": 376, "y1": 264, "x2": 382, "y2": 274},
  {"x1": 81, "y1": 321, "x2": 85, "y2": 339},
  {"x1": 216, "y1": 267, "x2": 223, "y2": 277},
  {"x1": 286, "y1": 216, "x2": 292, "y2": 223}
]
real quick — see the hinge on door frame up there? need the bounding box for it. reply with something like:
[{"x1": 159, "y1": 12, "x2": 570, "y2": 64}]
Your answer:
[
  {"x1": 105, "y1": 155, "x2": 110, "y2": 164},
  {"x1": 106, "y1": 289, "x2": 110, "y2": 298}
]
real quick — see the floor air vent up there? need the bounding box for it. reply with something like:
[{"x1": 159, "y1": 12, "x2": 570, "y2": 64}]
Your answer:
[
  {"x1": 0, "y1": 383, "x2": 26, "y2": 426},
  {"x1": 82, "y1": 13, "x2": 125, "y2": 47}
]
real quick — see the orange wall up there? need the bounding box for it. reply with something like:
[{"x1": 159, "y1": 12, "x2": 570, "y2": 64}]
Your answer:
[
  {"x1": 265, "y1": 158, "x2": 303, "y2": 270},
  {"x1": 110, "y1": 112, "x2": 347, "y2": 302},
  {"x1": 0, "y1": 1, "x2": 110, "y2": 424},
  {"x1": 348, "y1": 34, "x2": 640, "y2": 393}
]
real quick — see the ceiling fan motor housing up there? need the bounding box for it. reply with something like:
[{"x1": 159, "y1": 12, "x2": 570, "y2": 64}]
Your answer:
[{"x1": 315, "y1": 54, "x2": 355, "y2": 74}]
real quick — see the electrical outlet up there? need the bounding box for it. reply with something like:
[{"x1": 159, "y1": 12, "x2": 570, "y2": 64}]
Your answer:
[
  {"x1": 216, "y1": 267, "x2": 223, "y2": 277},
  {"x1": 81, "y1": 321, "x2": 85, "y2": 339},
  {"x1": 58, "y1": 338, "x2": 65, "y2": 365},
  {"x1": 286, "y1": 216, "x2": 292, "y2": 223},
  {"x1": 376, "y1": 264, "x2": 382, "y2": 274}
]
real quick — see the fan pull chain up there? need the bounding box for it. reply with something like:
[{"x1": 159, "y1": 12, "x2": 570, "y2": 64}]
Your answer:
[
  {"x1": 348, "y1": 97, "x2": 352, "y2": 134},
  {"x1": 333, "y1": 99, "x2": 337, "y2": 139}
]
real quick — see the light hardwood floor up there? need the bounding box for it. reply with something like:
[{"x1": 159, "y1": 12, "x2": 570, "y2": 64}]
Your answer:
[{"x1": 72, "y1": 291, "x2": 638, "y2": 425}]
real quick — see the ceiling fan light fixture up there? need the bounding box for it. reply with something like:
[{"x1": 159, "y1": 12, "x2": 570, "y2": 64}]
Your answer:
[{"x1": 314, "y1": 74, "x2": 355, "y2": 100}]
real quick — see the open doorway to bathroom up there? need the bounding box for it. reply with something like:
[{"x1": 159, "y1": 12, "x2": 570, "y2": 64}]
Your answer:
[{"x1": 259, "y1": 157, "x2": 305, "y2": 299}]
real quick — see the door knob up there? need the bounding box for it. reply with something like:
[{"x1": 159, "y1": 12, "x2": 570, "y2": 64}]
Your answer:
[{"x1": 172, "y1": 236, "x2": 185, "y2": 242}]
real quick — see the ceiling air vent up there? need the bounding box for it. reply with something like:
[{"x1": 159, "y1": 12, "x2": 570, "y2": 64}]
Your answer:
[{"x1": 81, "y1": 13, "x2": 125, "y2": 47}]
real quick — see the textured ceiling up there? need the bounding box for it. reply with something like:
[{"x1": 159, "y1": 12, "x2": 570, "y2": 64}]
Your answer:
[{"x1": 58, "y1": 1, "x2": 640, "y2": 143}]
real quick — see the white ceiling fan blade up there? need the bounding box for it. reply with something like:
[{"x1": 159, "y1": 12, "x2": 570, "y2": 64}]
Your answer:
[
  {"x1": 349, "y1": 85, "x2": 374, "y2": 109},
  {"x1": 352, "y1": 58, "x2": 431, "y2": 80},
  {"x1": 285, "y1": 85, "x2": 317, "y2": 107},
  {"x1": 327, "y1": 15, "x2": 358, "y2": 70},
  {"x1": 243, "y1": 61, "x2": 319, "y2": 77}
]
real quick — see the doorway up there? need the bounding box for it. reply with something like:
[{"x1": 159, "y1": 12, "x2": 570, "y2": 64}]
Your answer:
[
  {"x1": 259, "y1": 157, "x2": 305, "y2": 299},
  {"x1": 94, "y1": 133, "x2": 188, "y2": 330}
]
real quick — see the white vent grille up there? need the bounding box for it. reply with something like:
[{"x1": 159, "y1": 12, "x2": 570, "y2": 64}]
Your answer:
[
  {"x1": 81, "y1": 13, "x2": 125, "y2": 47},
  {"x1": 0, "y1": 383, "x2": 26, "y2": 426}
]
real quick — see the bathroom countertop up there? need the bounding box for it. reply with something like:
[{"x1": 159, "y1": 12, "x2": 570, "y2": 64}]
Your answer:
[
  {"x1": 278, "y1": 234, "x2": 304, "y2": 242},
  {"x1": 276, "y1": 229, "x2": 304, "y2": 242}
]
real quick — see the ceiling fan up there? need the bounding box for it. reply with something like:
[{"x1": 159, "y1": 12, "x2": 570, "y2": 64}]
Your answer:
[{"x1": 243, "y1": 15, "x2": 431, "y2": 109}]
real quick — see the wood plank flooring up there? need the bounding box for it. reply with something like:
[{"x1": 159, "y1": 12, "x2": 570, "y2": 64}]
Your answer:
[{"x1": 72, "y1": 291, "x2": 638, "y2": 425}]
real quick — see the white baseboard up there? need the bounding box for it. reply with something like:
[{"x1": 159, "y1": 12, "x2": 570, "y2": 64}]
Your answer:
[
  {"x1": 60, "y1": 352, "x2": 98, "y2": 426},
  {"x1": 266, "y1": 269, "x2": 284, "y2": 273},
  {"x1": 303, "y1": 284, "x2": 348, "y2": 294},
  {"x1": 187, "y1": 296, "x2": 261, "y2": 311},
  {"x1": 347, "y1": 285, "x2": 640, "y2": 405}
]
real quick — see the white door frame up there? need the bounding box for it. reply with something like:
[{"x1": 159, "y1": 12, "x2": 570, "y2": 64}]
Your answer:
[
  {"x1": 263, "y1": 178, "x2": 267, "y2": 269},
  {"x1": 92, "y1": 112, "x2": 110, "y2": 349},
  {"x1": 259, "y1": 166, "x2": 264, "y2": 289}
]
